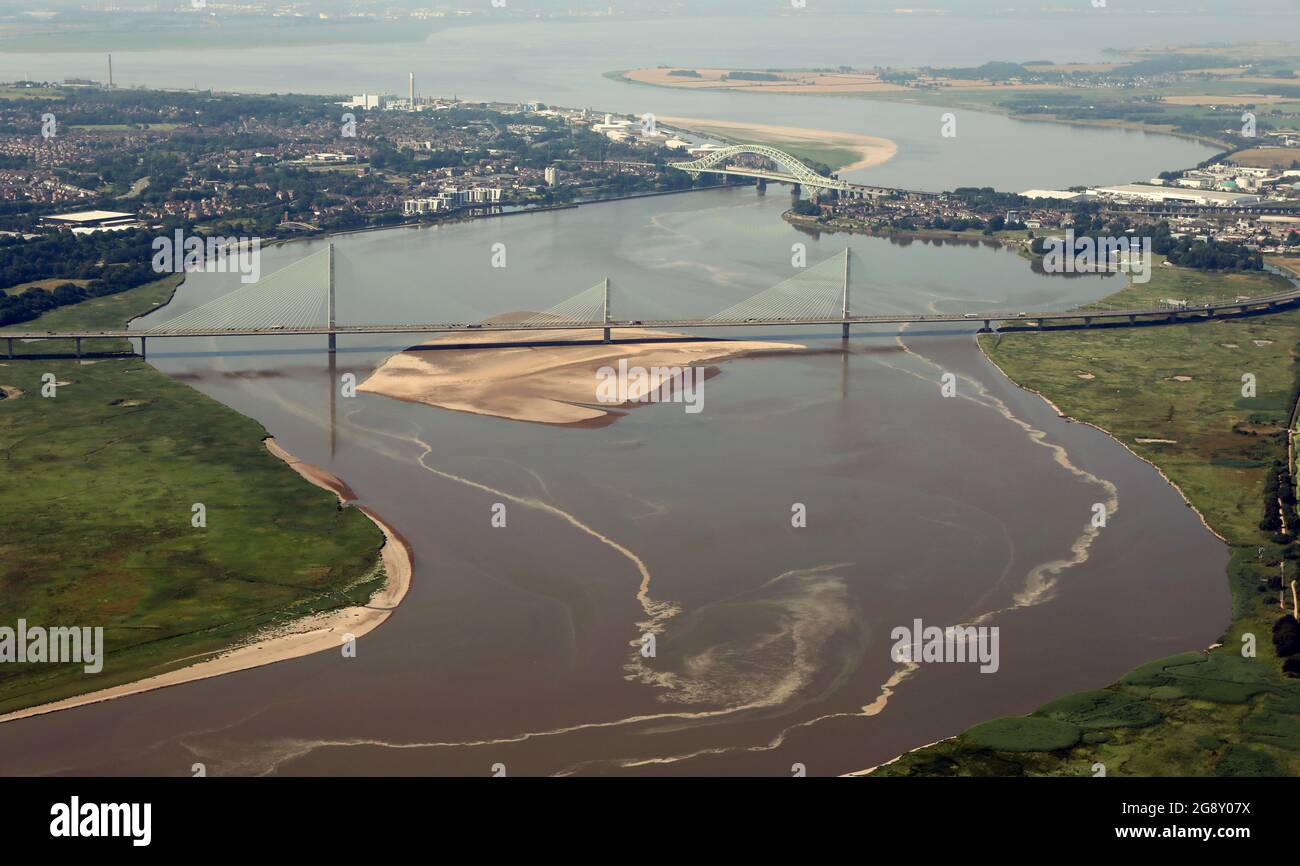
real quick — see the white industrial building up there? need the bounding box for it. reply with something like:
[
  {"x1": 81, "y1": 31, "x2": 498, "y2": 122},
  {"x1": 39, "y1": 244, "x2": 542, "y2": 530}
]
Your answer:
[
  {"x1": 1089, "y1": 184, "x2": 1261, "y2": 207},
  {"x1": 343, "y1": 94, "x2": 384, "y2": 110},
  {"x1": 40, "y1": 209, "x2": 141, "y2": 233},
  {"x1": 1019, "y1": 189, "x2": 1096, "y2": 202}
]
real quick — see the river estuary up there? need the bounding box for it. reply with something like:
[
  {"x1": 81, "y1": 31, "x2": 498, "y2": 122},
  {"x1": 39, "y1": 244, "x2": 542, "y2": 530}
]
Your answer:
[{"x1": 0, "y1": 188, "x2": 1229, "y2": 775}]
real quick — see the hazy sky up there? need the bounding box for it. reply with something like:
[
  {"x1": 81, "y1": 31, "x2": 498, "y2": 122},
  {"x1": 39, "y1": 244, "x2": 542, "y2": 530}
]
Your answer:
[{"x1": 12, "y1": 0, "x2": 1300, "y2": 15}]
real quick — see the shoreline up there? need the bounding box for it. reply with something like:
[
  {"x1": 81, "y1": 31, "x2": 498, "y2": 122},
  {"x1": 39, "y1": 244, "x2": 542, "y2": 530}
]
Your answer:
[
  {"x1": 846, "y1": 326, "x2": 1234, "y2": 776},
  {"x1": 974, "y1": 333, "x2": 1229, "y2": 545},
  {"x1": 783, "y1": 210, "x2": 1029, "y2": 250},
  {"x1": 254, "y1": 183, "x2": 742, "y2": 255},
  {"x1": 613, "y1": 69, "x2": 1232, "y2": 155},
  {"x1": 0, "y1": 437, "x2": 412, "y2": 726}
]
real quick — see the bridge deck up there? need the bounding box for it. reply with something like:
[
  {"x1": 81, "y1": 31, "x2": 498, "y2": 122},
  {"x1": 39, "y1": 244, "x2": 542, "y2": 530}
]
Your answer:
[{"x1": 4, "y1": 288, "x2": 1297, "y2": 342}]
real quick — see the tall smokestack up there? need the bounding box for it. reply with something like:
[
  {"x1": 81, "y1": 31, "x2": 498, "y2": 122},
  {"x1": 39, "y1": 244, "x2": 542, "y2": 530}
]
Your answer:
[
  {"x1": 409, "y1": 72, "x2": 414, "y2": 107},
  {"x1": 108, "y1": 54, "x2": 113, "y2": 88}
]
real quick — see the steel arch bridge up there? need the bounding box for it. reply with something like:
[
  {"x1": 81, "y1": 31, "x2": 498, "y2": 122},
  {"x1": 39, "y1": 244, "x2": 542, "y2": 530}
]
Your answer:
[{"x1": 668, "y1": 144, "x2": 851, "y2": 192}]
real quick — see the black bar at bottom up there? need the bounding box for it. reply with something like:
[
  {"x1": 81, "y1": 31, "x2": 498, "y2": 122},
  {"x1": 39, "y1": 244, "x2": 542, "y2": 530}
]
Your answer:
[{"x1": 0, "y1": 776, "x2": 1284, "y2": 853}]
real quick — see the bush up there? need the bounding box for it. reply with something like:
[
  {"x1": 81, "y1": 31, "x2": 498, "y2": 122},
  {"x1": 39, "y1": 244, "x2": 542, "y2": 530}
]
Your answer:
[
  {"x1": 1036, "y1": 690, "x2": 1161, "y2": 729},
  {"x1": 1273, "y1": 615, "x2": 1300, "y2": 657},
  {"x1": 965, "y1": 717, "x2": 1080, "y2": 752},
  {"x1": 1214, "y1": 745, "x2": 1281, "y2": 777}
]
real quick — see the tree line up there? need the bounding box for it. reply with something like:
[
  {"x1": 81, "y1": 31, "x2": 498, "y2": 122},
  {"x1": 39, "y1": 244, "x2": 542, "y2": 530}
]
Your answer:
[{"x1": 0, "y1": 229, "x2": 158, "y2": 326}]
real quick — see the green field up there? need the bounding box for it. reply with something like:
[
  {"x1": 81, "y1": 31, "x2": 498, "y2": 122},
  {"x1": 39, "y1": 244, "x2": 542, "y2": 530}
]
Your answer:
[
  {"x1": 872, "y1": 264, "x2": 1300, "y2": 777},
  {"x1": 0, "y1": 86, "x2": 63, "y2": 101},
  {"x1": 1, "y1": 275, "x2": 181, "y2": 356},
  {"x1": 2, "y1": 278, "x2": 91, "y2": 297},
  {"x1": 0, "y1": 276, "x2": 384, "y2": 714},
  {"x1": 1078, "y1": 258, "x2": 1294, "y2": 311}
]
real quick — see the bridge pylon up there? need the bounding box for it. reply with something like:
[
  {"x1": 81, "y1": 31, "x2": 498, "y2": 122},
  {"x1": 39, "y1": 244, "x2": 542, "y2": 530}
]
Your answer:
[
  {"x1": 602, "y1": 277, "x2": 611, "y2": 344},
  {"x1": 842, "y1": 247, "x2": 851, "y2": 340},
  {"x1": 327, "y1": 243, "x2": 336, "y2": 354}
]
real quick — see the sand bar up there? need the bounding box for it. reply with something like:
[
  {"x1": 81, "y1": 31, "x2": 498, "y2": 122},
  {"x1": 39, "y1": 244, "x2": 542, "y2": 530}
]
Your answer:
[
  {"x1": 0, "y1": 438, "x2": 412, "y2": 725},
  {"x1": 359, "y1": 326, "x2": 804, "y2": 425}
]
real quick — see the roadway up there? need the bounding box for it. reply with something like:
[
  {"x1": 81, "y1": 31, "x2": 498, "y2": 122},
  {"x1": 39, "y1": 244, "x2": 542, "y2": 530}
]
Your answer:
[{"x1": 6, "y1": 284, "x2": 1300, "y2": 356}]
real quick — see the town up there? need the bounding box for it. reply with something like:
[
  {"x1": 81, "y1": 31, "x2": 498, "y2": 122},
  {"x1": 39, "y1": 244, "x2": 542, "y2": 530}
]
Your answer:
[
  {"x1": 0, "y1": 77, "x2": 735, "y2": 240},
  {"x1": 796, "y1": 157, "x2": 1300, "y2": 255}
]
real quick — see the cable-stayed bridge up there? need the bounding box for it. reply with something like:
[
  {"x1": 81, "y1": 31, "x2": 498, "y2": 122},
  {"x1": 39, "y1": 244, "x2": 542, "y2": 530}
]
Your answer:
[{"x1": 5, "y1": 244, "x2": 1300, "y2": 359}]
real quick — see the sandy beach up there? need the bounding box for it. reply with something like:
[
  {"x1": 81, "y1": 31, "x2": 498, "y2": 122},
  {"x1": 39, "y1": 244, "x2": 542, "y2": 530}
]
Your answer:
[
  {"x1": 0, "y1": 438, "x2": 412, "y2": 726},
  {"x1": 358, "y1": 326, "x2": 804, "y2": 425},
  {"x1": 657, "y1": 115, "x2": 896, "y2": 172}
]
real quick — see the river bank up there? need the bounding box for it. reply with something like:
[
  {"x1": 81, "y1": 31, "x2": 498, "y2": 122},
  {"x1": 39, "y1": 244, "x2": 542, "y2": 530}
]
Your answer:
[
  {"x1": 0, "y1": 438, "x2": 410, "y2": 725},
  {"x1": 0, "y1": 275, "x2": 389, "y2": 719},
  {"x1": 783, "y1": 209, "x2": 1030, "y2": 250},
  {"x1": 870, "y1": 268, "x2": 1300, "y2": 777},
  {"x1": 612, "y1": 68, "x2": 1235, "y2": 156},
  {"x1": 255, "y1": 182, "x2": 744, "y2": 255}
]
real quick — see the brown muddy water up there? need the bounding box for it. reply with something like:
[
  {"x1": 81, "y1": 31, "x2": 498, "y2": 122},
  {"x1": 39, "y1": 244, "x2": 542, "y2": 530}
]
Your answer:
[{"x1": 0, "y1": 188, "x2": 1227, "y2": 776}]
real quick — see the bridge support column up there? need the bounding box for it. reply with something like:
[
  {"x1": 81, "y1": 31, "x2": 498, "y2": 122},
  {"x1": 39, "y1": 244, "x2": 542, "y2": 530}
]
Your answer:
[
  {"x1": 1128, "y1": 314, "x2": 1136, "y2": 324},
  {"x1": 841, "y1": 248, "x2": 851, "y2": 341},
  {"x1": 75, "y1": 337, "x2": 81, "y2": 359},
  {"x1": 1083, "y1": 317, "x2": 1091, "y2": 328},
  {"x1": 327, "y1": 243, "x2": 337, "y2": 355},
  {"x1": 139, "y1": 336, "x2": 146, "y2": 361},
  {"x1": 5, "y1": 337, "x2": 11, "y2": 359},
  {"x1": 602, "y1": 276, "x2": 612, "y2": 344},
  {"x1": 983, "y1": 320, "x2": 990, "y2": 331}
]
